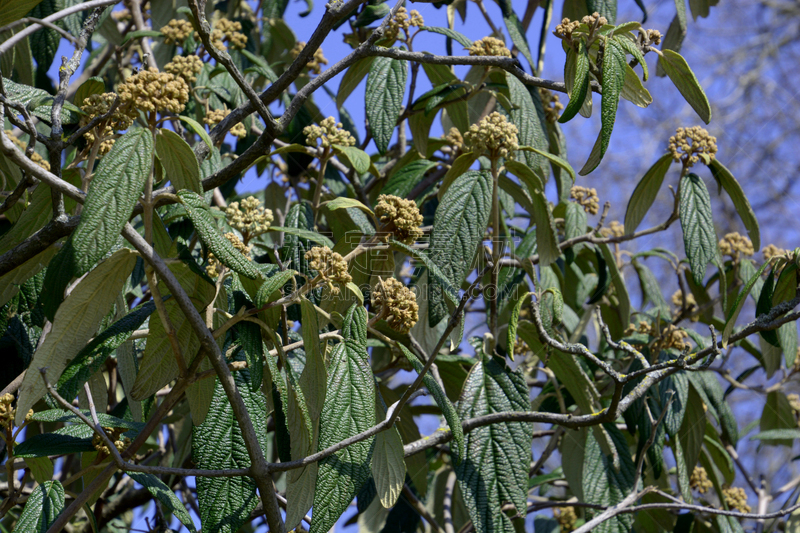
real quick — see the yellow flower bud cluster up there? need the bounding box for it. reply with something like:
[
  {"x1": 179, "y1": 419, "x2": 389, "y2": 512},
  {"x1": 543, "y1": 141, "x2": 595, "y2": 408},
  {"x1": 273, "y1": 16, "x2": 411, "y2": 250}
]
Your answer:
[
  {"x1": 208, "y1": 18, "x2": 247, "y2": 50},
  {"x1": 722, "y1": 486, "x2": 751, "y2": 513},
  {"x1": 204, "y1": 108, "x2": 247, "y2": 138},
  {"x1": 581, "y1": 12, "x2": 608, "y2": 27},
  {"x1": 225, "y1": 196, "x2": 273, "y2": 240},
  {"x1": 539, "y1": 88, "x2": 564, "y2": 123},
  {"x1": 463, "y1": 112, "x2": 519, "y2": 159},
  {"x1": 289, "y1": 42, "x2": 329, "y2": 75},
  {"x1": 762, "y1": 244, "x2": 788, "y2": 262},
  {"x1": 305, "y1": 246, "x2": 352, "y2": 294},
  {"x1": 625, "y1": 321, "x2": 691, "y2": 352},
  {"x1": 92, "y1": 427, "x2": 131, "y2": 457},
  {"x1": 600, "y1": 220, "x2": 624, "y2": 238},
  {"x1": 303, "y1": 117, "x2": 356, "y2": 148},
  {"x1": 513, "y1": 337, "x2": 530, "y2": 357},
  {"x1": 164, "y1": 55, "x2": 203, "y2": 84},
  {"x1": 383, "y1": 7, "x2": 424, "y2": 43},
  {"x1": 668, "y1": 126, "x2": 718, "y2": 166},
  {"x1": 79, "y1": 93, "x2": 135, "y2": 155},
  {"x1": 570, "y1": 186, "x2": 599, "y2": 215},
  {"x1": 788, "y1": 394, "x2": 800, "y2": 418},
  {"x1": 554, "y1": 506, "x2": 577, "y2": 532},
  {"x1": 5, "y1": 131, "x2": 50, "y2": 171},
  {"x1": 646, "y1": 29, "x2": 662, "y2": 45},
  {"x1": 690, "y1": 466, "x2": 713, "y2": 494},
  {"x1": 372, "y1": 277, "x2": 419, "y2": 333},
  {"x1": 445, "y1": 127, "x2": 465, "y2": 151},
  {"x1": 0, "y1": 393, "x2": 33, "y2": 429},
  {"x1": 375, "y1": 194, "x2": 423, "y2": 244},
  {"x1": 553, "y1": 18, "x2": 581, "y2": 40},
  {"x1": 118, "y1": 68, "x2": 190, "y2": 115},
  {"x1": 718, "y1": 232, "x2": 754, "y2": 260},
  {"x1": 671, "y1": 290, "x2": 699, "y2": 321},
  {"x1": 160, "y1": 19, "x2": 193, "y2": 45},
  {"x1": 206, "y1": 232, "x2": 252, "y2": 277},
  {"x1": 468, "y1": 36, "x2": 512, "y2": 58}
]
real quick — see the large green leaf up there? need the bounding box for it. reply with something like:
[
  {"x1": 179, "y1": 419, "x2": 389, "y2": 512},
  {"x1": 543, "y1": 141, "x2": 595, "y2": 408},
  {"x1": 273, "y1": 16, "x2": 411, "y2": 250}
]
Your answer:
[
  {"x1": 178, "y1": 190, "x2": 262, "y2": 280},
  {"x1": 1, "y1": 78, "x2": 81, "y2": 124},
  {"x1": 530, "y1": 187, "x2": 560, "y2": 267},
  {"x1": 72, "y1": 128, "x2": 154, "y2": 274},
  {"x1": 454, "y1": 357, "x2": 533, "y2": 533},
  {"x1": 371, "y1": 402, "x2": 406, "y2": 508},
  {"x1": 29, "y1": 0, "x2": 61, "y2": 79},
  {"x1": 659, "y1": 49, "x2": 711, "y2": 123},
  {"x1": 722, "y1": 258, "x2": 773, "y2": 347},
  {"x1": 707, "y1": 159, "x2": 760, "y2": 250},
  {"x1": 337, "y1": 57, "x2": 375, "y2": 108},
  {"x1": 427, "y1": 170, "x2": 492, "y2": 326},
  {"x1": 586, "y1": 0, "x2": 617, "y2": 23},
  {"x1": 679, "y1": 173, "x2": 717, "y2": 285},
  {"x1": 194, "y1": 355, "x2": 267, "y2": 533},
  {"x1": 127, "y1": 472, "x2": 197, "y2": 532},
  {"x1": 15, "y1": 249, "x2": 136, "y2": 425},
  {"x1": 759, "y1": 391, "x2": 797, "y2": 447},
  {"x1": 0, "y1": 180, "x2": 53, "y2": 257},
  {"x1": 0, "y1": 0, "x2": 43, "y2": 27},
  {"x1": 310, "y1": 305, "x2": 376, "y2": 533},
  {"x1": 12, "y1": 480, "x2": 64, "y2": 533},
  {"x1": 382, "y1": 159, "x2": 437, "y2": 198},
  {"x1": 507, "y1": 74, "x2": 549, "y2": 181},
  {"x1": 582, "y1": 424, "x2": 636, "y2": 533},
  {"x1": 624, "y1": 153, "x2": 673, "y2": 235},
  {"x1": 0, "y1": 245, "x2": 55, "y2": 309},
  {"x1": 366, "y1": 55, "x2": 407, "y2": 154},
  {"x1": 559, "y1": 42, "x2": 591, "y2": 124},
  {"x1": 580, "y1": 38, "x2": 627, "y2": 175},
  {"x1": 156, "y1": 128, "x2": 202, "y2": 194}
]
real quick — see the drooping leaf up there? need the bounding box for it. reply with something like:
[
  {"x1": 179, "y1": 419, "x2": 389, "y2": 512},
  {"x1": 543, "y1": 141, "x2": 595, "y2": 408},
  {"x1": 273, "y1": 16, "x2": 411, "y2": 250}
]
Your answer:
[
  {"x1": 586, "y1": 0, "x2": 617, "y2": 23},
  {"x1": 507, "y1": 74, "x2": 549, "y2": 181},
  {"x1": 366, "y1": 55, "x2": 407, "y2": 154},
  {"x1": 156, "y1": 128, "x2": 202, "y2": 194},
  {"x1": 178, "y1": 190, "x2": 263, "y2": 280},
  {"x1": 707, "y1": 159, "x2": 760, "y2": 250},
  {"x1": 178, "y1": 115, "x2": 214, "y2": 155},
  {"x1": 419, "y1": 26, "x2": 473, "y2": 48},
  {"x1": 659, "y1": 49, "x2": 712, "y2": 123},
  {"x1": 624, "y1": 153, "x2": 673, "y2": 235},
  {"x1": 309, "y1": 305, "x2": 376, "y2": 533},
  {"x1": 530, "y1": 187, "x2": 561, "y2": 268},
  {"x1": 194, "y1": 354, "x2": 267, "y2": 533},
  {"x1": 582, "y1": 425, "x2": 636, "y2": 533},
  {"x1": 371, "y1": 404, "x2": 406, "y2": 508},
  {"x1": 679, "y1": 173, "x2": 717, "y2": 285},
  {"x1": 427, "y1": 170, "x2": 492, "y2": 326},
  {"x1": 559, "y1": 41, "x2": 591, "y2": 124},
  {"x1": 11, "y1": 480, "x2": 64, "y2": 533},
  {"x1": 454, "y1": 357, "x2": 533, "y2": 533},
  {"x1": 127, "y1": 472, "x2": 197, "y2": 532},
  {"x1": 16, "y1": 249, "x2": 136, "y2": 425},
  {"x1": 337, "y1": 57, "x2": 375, "y2": 108}
]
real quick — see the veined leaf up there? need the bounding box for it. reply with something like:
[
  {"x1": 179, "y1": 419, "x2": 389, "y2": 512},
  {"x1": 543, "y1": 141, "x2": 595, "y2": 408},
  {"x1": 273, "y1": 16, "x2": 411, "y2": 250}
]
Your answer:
[
  {"x1": 624, "y1": 153, "x2": 673, "y2": 235},
  {"x1": 178, "y1": 115, "x2": 214, "y2": 154},
  {"x1": 371, "y1": 401, "x2": 406, "y2": 508},
  {"x1": 583, "y1": 424, "x2": 636, "y2": 533},
  {"x1": 382, "y1": 159, "x2": 437, "y2": 198},
  {"x1": 586, "y1": 0, "x2": 617, "y2": 23},
  {"x1": 397, "y1": 344, "x2": 464, "y2": 459},
  {"x1": 620, "y1": 63, "x2": 652, "y2": 107},
  {"x1": 707, "y1": 159, "x2": 760, "y2": 250},
  {"x1": 679, "y1": 173, "x2": 717, "y2": 285},
  {"x1": 0, "y1": 245, "x2": 56, "y2": 308},
  {"x1": 503, "y1": 11, "x2": 534, "y2": 67},
  {"x1": 194, "y1": 354, "x2": 267, "y2": 533},
  {"x1": 337, "y1": 57, "x2": 375, "y2": 108},
  {"x1": 722, "y1": 258, "x2": 774, "y2": 347},
  {"x1": 420, "y1": 26, "x2": 473, "y2": 48},
  {"x1": 310, "y1": 305, "x2": 375, "y2": 533},
  {"x1": 659, "y1": 49, "x2": 711, "y2": 124},
  {"x1": 73, "y1": 77, "x2": 106, "y2": 108},
  {"x1": 268, "y1": 226, "x2": 333, "y2": 248},
  {"x1": 127, "y1": 472, "x2": 197, "y2": 532},
  {"x1": 507, "y1": 74, "x2": 549, "y2": 181},
  {"x1": 580, "y1": 38, "x2": 627, "y2": 175},
  {"x1": 427, "y1": 170, "x2": 492, "y2": 326},
  {"x1": 2, "y1": 78, "x2": 81, "y2": 124},
  {"x1": 12, "y1": 480, "x2": 64, "y2": 533},
  {"x1": 16, "y1": 248, "x2": 136, "y2": 425},
  {"x1": 178, "y1": 190, "x2": 263, "y2": 280},
  {"x1": 156, "y1": 128, "x2": 202, "y2": 194},
  {"x1": 332, "y1": 144, "x2": 371, "y2": 175},
  {"x1": 366, "y1": 55, "x2": 407, "y2": 154},
  {"x1": 454, "y1": 357, "x2": 533, "y2": 533},
  {"x1": 613, "y1": 33, "x2": 648, "y2": 80},
  {"x1": 530, "y1": 188, "x2": 560, "y2": 267},
  {"x1": 559, "y1": 42, "x2": 591, "y2": 124}
]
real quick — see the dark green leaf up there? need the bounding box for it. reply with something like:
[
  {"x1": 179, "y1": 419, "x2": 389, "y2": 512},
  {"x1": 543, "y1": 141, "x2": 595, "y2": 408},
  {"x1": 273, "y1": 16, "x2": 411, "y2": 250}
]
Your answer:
[
  {"x1": 73, "y1": 77, "x2": 106, "y2": 108},
  {"x1": 268, "y1": 226, "x2": 333, "y2": 248},
  {"x1": 366, "y1": 55, "x2": 407, "y2": 154},
  {"x1": 679, "y1": 173, "x2": 717, "y2": 285},
  {"x1": 659, "y1": 49, "x2": 711, "y2": 123},
  {"x1": 722, "y1": 258, "x2": 774, "y2": 347},
  {"x1": 586, "y1": 0, "x2": 617, "y2": 23},
  {"x1": 757, "y1": 269, "x2": 779, "y2": 347},
  {"x1": 530, "y1": 188, "x2": 560, "y2": 267},
  {"x1": 503, "y1": 12, "x2": 534, "y2": 67},
  {"x1": 127, "y1": 472, "x2": 197, "y2": 532},
  {"x1": 759, "y1": 391, "x2": 797, "y2": 446},
  {"x1": 382, "y1": 159, "x2": 437, "y2": 198},
  {"x1": 418, "y1": 26, "x2": 473, "y2": 48},
  {"x1": 583, "y1": 425, "x2": 636, "y2": 533},
  {"x1": 688, "y1": 372, "x2": 738, "y2": 444},
  {"x1": 559, "y1": 42, "x2": 591, "y2": 124},
  {"x1": 624, "y1": 153, "x2": 673, "y2": 235},
  {"x1": 12, "y1": 480, "x2": 64, "y2": 532},
  {"x1": 156, "y1": 128, "x2": 202, "y2": 194},
  {"x1": 336, "y1": 57, "x2": 375, "y2": 108},
  {"x1": 707, "y1": 159, "x2": 760, "y2": 250},
  {"x1": 29, "y1": 0, "x2": 61, "y2": 78},
  {"x1": 2, "y1": 78, "x2": 81, "y2": 124},
  {"x1": 507, "y1": 74, "x2": 549, "y2": 181}
]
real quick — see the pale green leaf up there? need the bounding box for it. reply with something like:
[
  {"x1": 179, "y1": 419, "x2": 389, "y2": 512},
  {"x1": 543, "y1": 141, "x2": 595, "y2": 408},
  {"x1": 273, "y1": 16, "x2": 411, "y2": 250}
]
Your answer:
[
  {"x1": 324, "y1": 196, "x2": 374, "y2": 216},
  {"x1": 156, "y1": 128, "x2": 202, "y2": 194},
  {"x1": 337, "y1": 57, "x2": 375, "y2": 108},
  {"x1": 332, "y1": 144, "x2": 371, "y2": 175},
  {"x1": 178, "y1": 115, "x2": 214, "y2": 155},
  {"x1": 707, "y1": 159, "x2": 760, "y2": 250},
  {"x1": 659, "y1": 49, "x2": 711, "y2": 124},
  {"x1": 371, "y1": 417, "x2": 406, "y2": 508}
]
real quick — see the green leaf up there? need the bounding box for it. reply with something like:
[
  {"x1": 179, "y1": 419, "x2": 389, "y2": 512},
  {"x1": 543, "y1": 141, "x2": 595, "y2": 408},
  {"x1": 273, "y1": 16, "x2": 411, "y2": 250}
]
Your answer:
[
  {"x1": 178, "y1": 115, "x2": 214, "y2": 155},
  {"x1": 632, "y1": 260, "x2": 670, "y2": 316},
  {"x1": 332, "y1": 144, "x2": 371, "y2": 174},
  {"x1": 0, "y1": 177, "x2": 53, "y2": 257},
  {"x1": 337, "y1": 57, "x2": 375, "y2": 108},
  {"x1": 120, "y1": 29, "x2": 164, "y2": 45},
  {"x1": 73, "y1": 77, "x2": 106, "y2": 108},
  {"x1": 620, "y1": 63, "x2": 652, "y2": 107},
  {"x1": 579, "y1": 38, "x2": 627, "y2": 175},
  {"x1": 12, "y1": 480, "x2": 64, "y2": 533},
  {"x1": 13, "y1": 427, "x2": 95, "y2": 458},
  {"x1": 156, "y1": 129, "x2": 202, "y2": 194},
  {"x1": 559, "y1": 42, "x2": 591, "y2": 124},
  {"x1": 659, "y1": 49, "x2": 711, "y2": 123},
  {"x1": 507, "y1": 293, "x2": 534, "y2": 361},
  {"x1": 759, "y1": 391, "x2": 797, "y2": 446},
  {"x1": 586, "y1": 0, "x2": 617, "y2": 23},
  {"x1": 503, "y1": 11, "x2": 534, "y2": 67},
  {"x1": 366, "y1": 55, "x2": 407, "y2": 154},
  {"x1": 599, "y1": 242, "x2": 631, "y2": 328},
  {"x1": 722, "y1": 258, "x2": 774, "y2": 347},
  {"x1": 284, "y1": 353, "x2": 315, "y2": 530},
  {"x1": 518, "y1": 145, "x2": 576, "y2": 184},
  {"x1": 177, "y1": 190, "x2": 262, "y2": 280},
  {"x1": 507, "y1": 74, "x2": 549, "y2": 181},
  {"x1": 613, "y1": 33, "x2": 648, "y2": 80},
  {"x1": 15, "y1": 249, "x2": 136, "y2": 425},
  {"x1": 382, "y1": 159, "x2": 437, "y2": 198},
  {"x1": 127, "y1": 472, "x2": 197, "y2": 532},
  {"x1": 455, "y1": 357, "x2": 533, "y2": 533},
  {"x1": 324, "y1": 196, "x2": 374, "y2": 216},
  {"x1": 2, "y1": 77, "x2": 81, "y2": 124},
  {"x1": 678, "y1": 385, "x2": 706, "y2": 485},
  {"x1": 707, "y1": 159, "x2": 760, "y2": 250},
  {"x1": 679, "y1": 173, "x2": 717, "y2": 285},
  {"x1": 397, "y1": 344, "x2": 464, "y2": 459},
  {"x1": 194, "y1": 354, "x2": 267, "y2": 533},
  {"x1": 583, "y1": 425, "x2": 636, "y2": 533},
  {"x1": 438, "y1": 152, "x2": 479, "y2": 199},
  {"x1": 0, "y1": 0, "x2": 43, "y2": 26},
  {"x1": 530, "y1": 188, "x2": 560, "y2": 268},
  {"x1": 624, "y1": 153, "x2": 673, "y2": 235},
  {"x1": 757, "y1": 269, "x2": 779, "y2": 347},
  {"x1": 564, "y1": 202, "x2": 588, "y2": 246},
  {"x1": 371, "y1": 410, "x2": 406, "y2": 508},
  {"x1": 427, "y1": 170, "x2": 492, "y2": 326},
  {"x1": 0, "y1": 245, "x2": 55, "y2": 309},
  {"x1": 418, "y1": 26, "x2": 473, "y2": 48},
  {"x1": 57, "y1": 301, "x2": 157, "y2": 401},
  {"x1": 310, "y1": 305, "x2": 376, "y2": 533},
  {"x1": 751, "y1": 428, "x2": 800, "y2": 441},
  {"x1": 268, "y1": 226, "x2": 333, "y2": 248},
  {"x1": 29, "y1": 0, "x2": 62, "y2": 79},
  {"x1": 688, "y1": 372, "x2": 738, "y2": 444}
]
